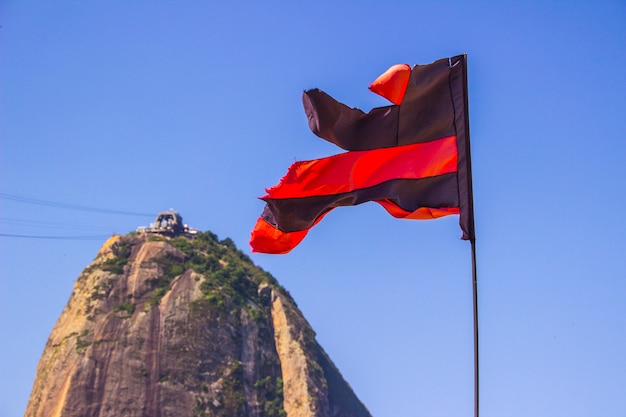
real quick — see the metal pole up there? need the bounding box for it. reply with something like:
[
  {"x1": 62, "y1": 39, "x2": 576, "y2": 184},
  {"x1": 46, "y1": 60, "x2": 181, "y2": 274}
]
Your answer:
[
  {"x1": 471, "y1": 238, "x2": 479, "y2": 417},
  {"x1": 458, "y1": 53, "x2": 478, "y2": 417}
]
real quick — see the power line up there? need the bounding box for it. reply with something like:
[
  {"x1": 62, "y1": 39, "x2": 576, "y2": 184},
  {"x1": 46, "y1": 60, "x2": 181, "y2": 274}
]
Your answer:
[
  {"x1": 0, "y1": 233, "x2": 113, "y2": 240},
  {"x1": 0, "y1": 193, "x2": 154, "y2": 217},
  {"x1": 0, "y1": 217, "x2": 119, "y2": 232}
]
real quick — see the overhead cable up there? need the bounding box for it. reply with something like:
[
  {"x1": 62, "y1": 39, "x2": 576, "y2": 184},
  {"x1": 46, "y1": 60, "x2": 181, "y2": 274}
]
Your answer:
[
  {"x1": 0, "y1": 192, "x2": 154, "y2": 217},
  {"x1": 0, "y1": 233, "x2": 113, "y2": 240}
]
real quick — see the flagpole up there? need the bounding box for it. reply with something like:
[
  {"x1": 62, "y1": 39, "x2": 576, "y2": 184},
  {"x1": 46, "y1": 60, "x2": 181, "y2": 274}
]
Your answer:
[
  {"x1": 458, "y1": 53, "x2": 479, "y2": 417},
  {"x1": 471, "y1": 238, "x2": 479, "y2": 417}
]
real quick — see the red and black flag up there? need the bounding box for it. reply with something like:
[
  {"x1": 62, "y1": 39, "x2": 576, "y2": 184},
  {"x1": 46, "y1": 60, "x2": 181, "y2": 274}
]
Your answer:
[{"x1": 251, "y1": 54, "x2": 474, "y2": 254}]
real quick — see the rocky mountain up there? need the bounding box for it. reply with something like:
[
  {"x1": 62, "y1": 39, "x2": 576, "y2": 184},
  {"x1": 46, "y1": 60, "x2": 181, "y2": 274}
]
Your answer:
[{"x1": 25, "y1": 232, "x2": 372, "y2": 417}]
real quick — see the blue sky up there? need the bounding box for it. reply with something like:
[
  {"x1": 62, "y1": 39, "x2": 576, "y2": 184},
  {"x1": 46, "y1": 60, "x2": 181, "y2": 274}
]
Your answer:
[{"x1": 1, "y1": 1, "x2": 625, "y2": 416}]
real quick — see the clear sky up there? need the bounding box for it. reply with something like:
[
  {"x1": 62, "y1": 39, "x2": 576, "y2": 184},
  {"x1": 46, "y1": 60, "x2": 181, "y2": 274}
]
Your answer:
[{"x1": 1, "y1": 1, "x2": 625, "y2": 416}]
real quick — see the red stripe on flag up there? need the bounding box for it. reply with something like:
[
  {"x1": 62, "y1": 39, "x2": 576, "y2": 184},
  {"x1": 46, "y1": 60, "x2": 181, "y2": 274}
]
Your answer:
[
  {"x1": 376, "y1": 199, "x2": 460, "y2": 219},
  {"x1": 264, "y1": 135, "x2": 458, "y2": 200},
  {"x1": 250, "y1": 213, "x2": 330, "y2": 254},
  {"x1": 249, "y1": 218, "x2": 309, "y2": 254}
]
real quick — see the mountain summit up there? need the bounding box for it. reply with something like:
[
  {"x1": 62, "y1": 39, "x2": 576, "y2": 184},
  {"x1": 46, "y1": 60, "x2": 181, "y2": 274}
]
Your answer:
[{"x1": 25, "y1": 232, "x2": 371, "y2": 417}]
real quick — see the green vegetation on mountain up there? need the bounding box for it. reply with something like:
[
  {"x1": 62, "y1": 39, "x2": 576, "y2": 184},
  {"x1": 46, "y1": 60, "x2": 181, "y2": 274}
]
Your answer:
[{"x1": 148, "y1": 232, "x2": 284, "y2": 308}]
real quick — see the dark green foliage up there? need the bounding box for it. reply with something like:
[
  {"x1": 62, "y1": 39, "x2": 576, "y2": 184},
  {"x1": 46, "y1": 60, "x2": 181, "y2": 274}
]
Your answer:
[
  {"x1": 75, "y1": 330, "x2": 92, "y2": 353},
  {"x1": 99, "y1": 231, "x2": 284, "y2": 312},
  {"x1": 219, "y1": 361, "x2": 246, "y2": 415},
  {"x1": 101, "y1": 241, "x2": 132, "y2": 274},
  {"x1": 219, "y1": 237, "x2": 237, "y2": 250},
  {"x1": 100, "y1": 231, "x2": 288, "y2": 312},
  {"x1": 255, "y1": 376, "x2": 286, "y2": 417},
  {"x1": 146, "y1": 252, "x2": 185, "y2": 306},
  {"x1": 194, "y1": 362, "x2": 247, "y2": 417},
  {"x1": 159, "y1": 232, "x2": 282, "y2": 309},
  {"x1": 251, "y1": 352, "x2": 286, "y2": 417},
  {"x1": 114, "y1": 301, "x2": 135, "y2": 318},
  {"x1": 168, "y1": 235, "x2": 194, "y2": 254}
]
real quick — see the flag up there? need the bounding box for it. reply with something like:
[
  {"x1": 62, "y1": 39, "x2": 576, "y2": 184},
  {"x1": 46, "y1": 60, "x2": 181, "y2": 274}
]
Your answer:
[{"x1": 251, "y1": 54, "x2": 474, "y2": 254}]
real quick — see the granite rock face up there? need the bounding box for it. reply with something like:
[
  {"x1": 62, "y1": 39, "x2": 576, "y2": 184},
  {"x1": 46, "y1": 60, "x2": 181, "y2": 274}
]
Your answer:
[{"x1": 25, "y1": 233, "x2": 371, "y2": 417}]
